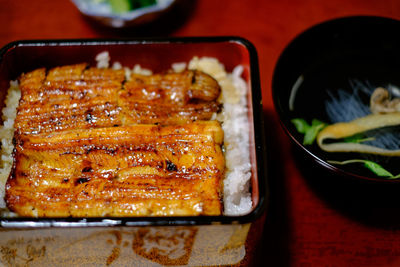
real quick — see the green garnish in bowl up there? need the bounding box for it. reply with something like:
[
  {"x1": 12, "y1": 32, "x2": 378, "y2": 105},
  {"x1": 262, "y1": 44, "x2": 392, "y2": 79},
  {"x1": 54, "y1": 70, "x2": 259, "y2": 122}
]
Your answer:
[
  {"x1": 328, "y1": 159, "x2": 400, "y2": 179},
  {"x1": 109, "y1": 0, "x2": 157, "y2": 13},
  {"x1": 291, "y1": 118, "x2": 326, "y2": 145}
]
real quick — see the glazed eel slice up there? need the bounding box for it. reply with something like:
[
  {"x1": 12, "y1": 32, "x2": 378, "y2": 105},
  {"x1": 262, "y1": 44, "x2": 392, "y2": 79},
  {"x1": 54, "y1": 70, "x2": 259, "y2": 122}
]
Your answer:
[
  {"x1": 15, "y1": 64, "x2": 124, "y2": 135},
  {"x1": 14, "y1": 64, "x2": 221, "y2": 135},
  {"x1": 6, "y1": 121, "x2": 224, "y2": 217},
  {"x1": 119, "y1": 70, "x2": 221, "y2": 125}
]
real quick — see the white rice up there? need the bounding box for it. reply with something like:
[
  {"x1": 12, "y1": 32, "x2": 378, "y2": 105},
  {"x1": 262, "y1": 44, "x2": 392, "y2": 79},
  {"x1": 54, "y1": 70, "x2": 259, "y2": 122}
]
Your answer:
[
  {"x1": 0, "y1": 80, "x2": 21, "y2": 209},
  {"x1": 98, "y1": 51, "x2": 153, "y2": 78},
  {"x1": 0, "y1": 54, "x2": 252, "y2": 216},
  {"x1": 95, "y1": 51, "x2": 111, "y2": 68}
]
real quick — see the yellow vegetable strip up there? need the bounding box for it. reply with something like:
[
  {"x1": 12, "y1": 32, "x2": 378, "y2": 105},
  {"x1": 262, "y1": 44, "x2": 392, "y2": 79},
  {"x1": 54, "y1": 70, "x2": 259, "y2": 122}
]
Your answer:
[{"x1": 317, "y1": 112, "x2": 400, "y2": 156}]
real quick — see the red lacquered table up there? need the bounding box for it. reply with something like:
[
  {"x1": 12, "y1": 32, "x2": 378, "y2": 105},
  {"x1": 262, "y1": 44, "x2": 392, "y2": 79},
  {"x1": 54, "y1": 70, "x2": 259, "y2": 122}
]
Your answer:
[{"x1": 2, "y1": 1, "x2": 400, "y2": 266}]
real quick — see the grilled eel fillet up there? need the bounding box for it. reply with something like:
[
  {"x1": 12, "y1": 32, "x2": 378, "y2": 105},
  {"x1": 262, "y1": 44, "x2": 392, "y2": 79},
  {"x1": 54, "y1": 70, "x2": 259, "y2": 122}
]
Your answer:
[
  {"x1": 6, "y1": 121, "x2": 224, "y2": 217},
  {"x1": 15, "y1": 64, "x2": 221, "y2": 135}
]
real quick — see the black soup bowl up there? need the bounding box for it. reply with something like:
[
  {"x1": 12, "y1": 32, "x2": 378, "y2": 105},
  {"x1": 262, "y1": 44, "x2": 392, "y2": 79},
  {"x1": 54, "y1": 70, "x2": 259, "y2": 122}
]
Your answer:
[{"x1": 272, "y1": 16, "x2": 400, "y2": 182}]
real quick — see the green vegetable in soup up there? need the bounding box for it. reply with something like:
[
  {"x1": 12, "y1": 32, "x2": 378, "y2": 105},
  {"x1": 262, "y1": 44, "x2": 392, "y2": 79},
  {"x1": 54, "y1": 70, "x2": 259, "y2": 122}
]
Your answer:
[
  {"x1": 291, "y1": 118, "x2": 326, "y2": 145},
  {"x1": 328, "y1": 159, "x2": 400, "y2": 178},
  {"x1": 109, "y1": 0, "x2": 157, "y2": 13},
  {"x1": 110, "y1": 0, "x2": 132, "y2": 13}
]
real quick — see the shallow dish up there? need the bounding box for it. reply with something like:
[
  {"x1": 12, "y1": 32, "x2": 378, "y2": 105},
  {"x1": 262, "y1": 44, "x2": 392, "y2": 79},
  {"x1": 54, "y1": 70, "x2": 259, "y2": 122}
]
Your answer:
[
  {"x1": 0, "y1": 37, "x2": 267, "y2": 265},
  {"x1": 71, "y1": 0, "x2": 179, "y2": 28},
  {"x1": 273, "y1": 16, "x2": 400, "y2": 182}
]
